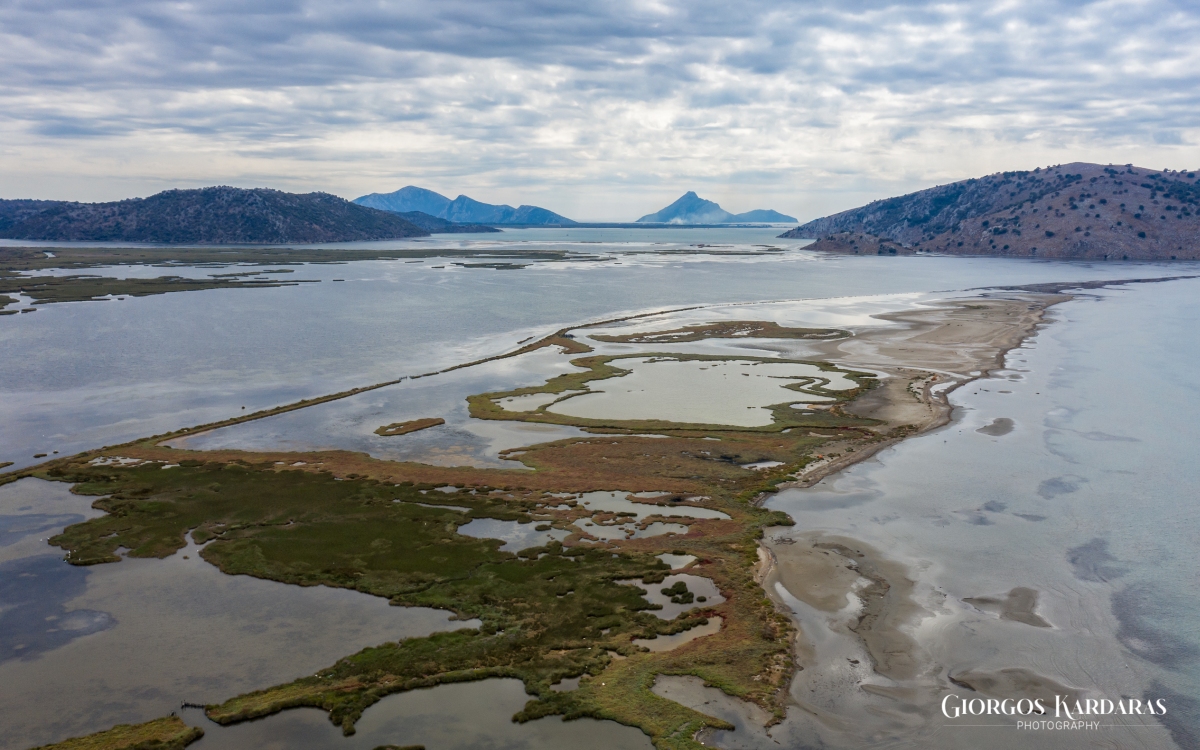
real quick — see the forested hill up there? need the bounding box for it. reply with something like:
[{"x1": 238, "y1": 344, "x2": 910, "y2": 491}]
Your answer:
[
  {"x1": 781, "y1": 163, "x2": 1200, "y2": 260},
  {"x1": 0, "y1": 187, "x2": 429, "y2": 244}
]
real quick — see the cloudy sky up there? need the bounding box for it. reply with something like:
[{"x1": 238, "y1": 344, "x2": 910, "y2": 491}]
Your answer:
[{"x1": 2, "y1": 0, "x2": 1198, "y2": 221}]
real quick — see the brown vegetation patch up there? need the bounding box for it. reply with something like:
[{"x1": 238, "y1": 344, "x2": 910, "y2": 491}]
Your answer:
[
  {"x1": 374, "y1": 418, "x2": 446, "y2": 436},
  {"x1": 29, "y1": 716, "x2": 202, "y2": 750},
  {"x1": 590, "y1": 321, "x2": 848, "y2": 344}
]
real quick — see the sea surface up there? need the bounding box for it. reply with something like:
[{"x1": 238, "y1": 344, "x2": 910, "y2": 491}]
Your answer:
[{"x1": 1, "y1": 228, "x2": 1197, "y2": 748}]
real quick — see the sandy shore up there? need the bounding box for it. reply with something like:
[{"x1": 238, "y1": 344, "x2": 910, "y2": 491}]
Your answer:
[
  {"x1": 772, "y1": 293, "x2": 1065, "y2": 491},
  {"x1": 747, "y1": 290, "x2": 1103, "y2": 747}
]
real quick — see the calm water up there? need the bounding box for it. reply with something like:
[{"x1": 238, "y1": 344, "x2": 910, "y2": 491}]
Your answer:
[
  {"x1": 755, "y1": 279, "x2": 1200, "y2": 749},
  {"x1": 2, "y1": 228, "x2": 1197, "y2": 748},
  {"x1": 0, "y1": 229, "x2": 1183, "y2": 470}
]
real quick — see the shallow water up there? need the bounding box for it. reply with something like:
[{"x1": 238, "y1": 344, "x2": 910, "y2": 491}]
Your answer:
[
  {"x1": 752, "y1": 278, "x2": 1200, "y2": 749},
  {"x1": 457, "y1": 517, "x2": 572, "y2": 551},
  {"x1": 634, "y1": 617, "x2": 724, "y2": 652},
  {"x1": 618, "y1": 573, "x2": 726, "y2": 620},
  {"x1": 549, "y1": 357, "x2": 848, "y2": 427},
  {"x1": 0, "y1": 479, "x2": 478, "y2": 750},
  {"x1": 574, "y1": 490, "x2": 731, "y2": 521},
  {"x1": 168, "y1": 344, "x2": 591, "y2": 469},
  {"x1": 657, "y1": 553, "x2": 698, "y2": 569},
  {"x1": 3, "y1": 230, "x2": 1184, "y2": 470}
]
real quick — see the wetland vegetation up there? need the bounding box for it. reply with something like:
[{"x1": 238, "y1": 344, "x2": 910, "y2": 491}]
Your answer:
[
  {"x1": 0, "y1": 245, "x2": 584, "y2": 312},
  {"x1": 0, "y1": 269, "x2": 312, "y2": 309},
  {"x1": 10, "y1": 345, "x2": 886, "y2": 749},
  {"x1": 374, "y1": 418, "x2": 446, "y2": 436},
  {"x1": 33, "y1": 717, "x2": 202, "y2": 750},
  {"x1": 588, "y1": 321, "x2": 848, "y2": 344}
]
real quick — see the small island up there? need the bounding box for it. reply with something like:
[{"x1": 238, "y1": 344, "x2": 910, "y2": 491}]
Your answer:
[{"x1": 374, "y1": 418, "x2": 446, "y2": 436}]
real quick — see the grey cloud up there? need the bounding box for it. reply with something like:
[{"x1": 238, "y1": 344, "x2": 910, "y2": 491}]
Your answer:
[{"x1": 1, "y1": 0, "x2": 1199, "y2": 214}]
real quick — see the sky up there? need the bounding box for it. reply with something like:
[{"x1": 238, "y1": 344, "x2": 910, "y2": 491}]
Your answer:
[{"x1": 2, "y1": 0, "x2": 1199, "y2": 222}]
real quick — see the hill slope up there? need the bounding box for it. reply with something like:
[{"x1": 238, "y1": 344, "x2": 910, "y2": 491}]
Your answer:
[
  {"x1": 394, "y1": 211, "x2": 500, "y2": 233},
  {"x1": 0, "y1": 188, "x2": 429, "y2": 244},
  {"x1": 0, "y1": 200, "x2": 62, "y2": 232},
  {"x1": 354, "y1": 186, "x2": 575, "y2": 225},
  {"x1": 637, "y1": 192, "x2": 797, "y2": 223},
  {"x1": 780, "y1": 163, "x2": 1200, "y2": 260}
]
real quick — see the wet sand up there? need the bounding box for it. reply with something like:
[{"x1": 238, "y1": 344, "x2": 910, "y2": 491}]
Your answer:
[
  {"x1": 735, "y1": 287, "x2": 1182, "y2": 749},
  {"x1": 963, "y1": 587, "x2": 1051, "y2": 627},
  {"x1": 738, "y1": 291, "x2": 1173, "y2": 748}
]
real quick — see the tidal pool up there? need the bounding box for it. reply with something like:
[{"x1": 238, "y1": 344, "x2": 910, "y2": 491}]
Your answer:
[
  {"x1": 457, "y1": 517, "x2": 572, "y2": 551},
  {"x1": 657, "y1": 553, "x2": 698, "y2": 569},
  {"x1": 633, "y1": 617, "x2": 724, "y2": 652},
  {"x1": 548, "y1": 357, "x2": 854, "y2": 427},
  {"x1": 618, "y1": 574, "x2": 725, "y2": 620},
  {"x1": 754, "y1": 282, "x2": 1200, "y2": 750},
  {"x1": 497, "y1": 390, "x2": 582, "y2": 412},
  {"x1": 575, "y1": 490, "x2": 731, "y2": 521}
]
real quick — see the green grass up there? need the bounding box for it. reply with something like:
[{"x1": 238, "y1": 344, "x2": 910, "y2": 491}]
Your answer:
[
  {"x1": 29, "y1": 716, "x2": 202, "y2": 750},
  {"x1": 0, "y1": 270, "x2": 310, "y2": 306},
  {"x1": 40, "y1": 455, "x2": 794, "y2": 749}
]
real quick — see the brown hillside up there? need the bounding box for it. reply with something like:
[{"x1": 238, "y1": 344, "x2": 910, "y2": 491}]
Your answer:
[{"x1": 783, "y1": 163, "x2": 1200, "y2": 260}]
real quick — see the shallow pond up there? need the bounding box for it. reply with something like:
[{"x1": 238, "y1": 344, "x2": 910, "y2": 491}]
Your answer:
[
  {"x1": 633, "y1": 617, "x2": 724, "y2": 652},
  {"x1": 549, "y1": 357, "x2": 851, "y2": 427},
  {"x1": 657, "y1": 553, "x2": 698, "y2": 569},
  {"x1": 456, "y1": 517, "x2": 572, "y2": 551},
  {"x1": 618, "y1": 573, "x2": 725, "y2": 620},
  {"x1": 574, "y1": 490, "x2": 730, "y2": 521}
]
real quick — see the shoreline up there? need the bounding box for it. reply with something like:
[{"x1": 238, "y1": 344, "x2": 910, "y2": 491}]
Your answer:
[{"x1": 747, "y1": 289, "x2": 1071, "y2": 738}]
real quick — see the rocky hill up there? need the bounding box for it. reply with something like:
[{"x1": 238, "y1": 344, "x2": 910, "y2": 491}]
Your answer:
[
  {"x1": 780, "y1": 163, "x2": 1200, "y2": 260},
  {"x1": 354, "y1": 186, "x2": 575, "y2": 225},
  {"x1": 0, "y1": 199, "x2": 62, "y2": 232},
  {"x1": 0, "y1": 187, "x2": 429, "y2": 244},
  {"x1": 637, "y1": 192, "x2": 797, "y2": 224}
]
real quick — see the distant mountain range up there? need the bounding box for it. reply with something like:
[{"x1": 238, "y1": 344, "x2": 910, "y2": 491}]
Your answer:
[
  {"x1": 0, "y1": 187, "x2": 430, "y2": 244},
  {"x1": 355, "y1": 186, "x2": 575, "y2": 225},
  {"x1": 780, "y1": 162, "x2": 1200, "y2": 261},
  {"x1": 636, "y1": 192, "x2": 796, "y2": 224}
]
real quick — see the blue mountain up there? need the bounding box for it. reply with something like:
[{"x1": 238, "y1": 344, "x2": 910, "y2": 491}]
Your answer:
[
  {"x1": 733, "y1": 209, "x2": 797, "y2": 222},
  {"x1": 356, "y1": 186, "x2": 451, "y2": 217},
  {"x1": 636, "y1": 191, "x2": 796, "y2": 224},
  {"x1": 354, "y1": 186, "x2": 574, "y2": 225}
]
